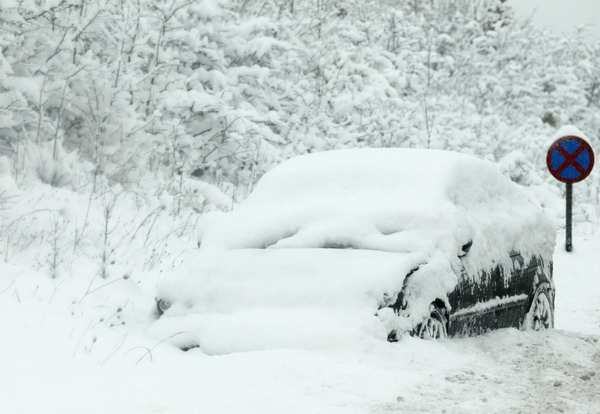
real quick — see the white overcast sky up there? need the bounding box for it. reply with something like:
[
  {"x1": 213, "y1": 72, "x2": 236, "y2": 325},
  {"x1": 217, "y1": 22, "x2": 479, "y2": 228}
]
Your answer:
[{"x1": 509, "y1": 0, "x2": 600, "y2": 38}]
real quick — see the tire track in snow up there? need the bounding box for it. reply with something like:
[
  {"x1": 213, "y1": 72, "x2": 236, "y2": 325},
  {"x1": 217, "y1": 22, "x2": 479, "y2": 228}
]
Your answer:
[{"x1": 374, "y1": 330, "x2": 600, "y2": 413}]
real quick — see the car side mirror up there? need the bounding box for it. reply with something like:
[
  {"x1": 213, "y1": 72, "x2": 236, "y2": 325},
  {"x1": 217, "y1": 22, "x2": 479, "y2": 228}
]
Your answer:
[{"x1": 459, "y1": 240, "x2": 473, "y2": 258}]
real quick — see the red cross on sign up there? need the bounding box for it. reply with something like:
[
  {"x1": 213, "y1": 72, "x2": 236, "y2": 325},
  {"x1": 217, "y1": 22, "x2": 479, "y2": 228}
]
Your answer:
[{"x1": 546, "y1": 136, "x2": 594, "y2": 184}]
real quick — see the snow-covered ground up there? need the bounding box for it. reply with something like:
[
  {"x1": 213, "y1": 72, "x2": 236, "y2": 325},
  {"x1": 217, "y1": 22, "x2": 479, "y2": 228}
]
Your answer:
[
  {"x1": 2, "y1": 223, "x2": 599, "y2": 413},
  {"x1": 2, "y1": 1, "x2": 599, "y2": 411}
]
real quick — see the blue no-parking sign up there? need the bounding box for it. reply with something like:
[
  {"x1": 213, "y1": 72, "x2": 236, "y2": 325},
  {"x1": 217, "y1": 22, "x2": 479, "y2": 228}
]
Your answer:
[
  {"x1": 546, "y1": 136, "x2": 594, "y2": 183},
  {"x1": 547, "y1": 134, "x2": 594, "y2": 252}
]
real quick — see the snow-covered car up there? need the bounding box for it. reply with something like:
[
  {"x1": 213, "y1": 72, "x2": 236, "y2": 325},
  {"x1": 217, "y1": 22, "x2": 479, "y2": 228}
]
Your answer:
[{"x1": 152, "y1": 149, "x2": 556, "y2": 353}]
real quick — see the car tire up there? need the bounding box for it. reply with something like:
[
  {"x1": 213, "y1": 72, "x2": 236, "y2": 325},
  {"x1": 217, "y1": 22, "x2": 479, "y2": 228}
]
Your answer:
[
  {"x1": 413, "y1": 304, "x2": 448, "y2": 339},
  {"x1": 524, "y1": 282, "x2": 554, "y2": 331}
]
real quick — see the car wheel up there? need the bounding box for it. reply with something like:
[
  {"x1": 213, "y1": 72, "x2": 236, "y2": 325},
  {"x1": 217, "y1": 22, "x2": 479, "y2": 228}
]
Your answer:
[
  {"x1": 413, "y1": 304, "x2": 448, "y2": 339},
  {"x1": 525, "y1": 283, "x2": 554, "y2": 331}
]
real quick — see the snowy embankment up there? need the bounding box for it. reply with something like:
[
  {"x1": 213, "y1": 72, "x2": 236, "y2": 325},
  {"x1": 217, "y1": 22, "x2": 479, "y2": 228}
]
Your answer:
[
  {"x1": 1, "y1": 229, "x2": 599, "y2": 413},
  {"x1": 1, "y1": 172, "x2": 600, "y2": 413}
]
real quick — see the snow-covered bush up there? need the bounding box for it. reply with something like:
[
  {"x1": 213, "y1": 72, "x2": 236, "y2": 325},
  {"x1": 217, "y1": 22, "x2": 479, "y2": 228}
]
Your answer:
[
  {"x1": 17, "y1": 141, "x2": 75, "y2": 187},
  {"x1": 1, "y1": 0, "x2": 599, "y2": 200},
  {"x1": 1, "y1": 0, "x2": 600, "y2": 283}
]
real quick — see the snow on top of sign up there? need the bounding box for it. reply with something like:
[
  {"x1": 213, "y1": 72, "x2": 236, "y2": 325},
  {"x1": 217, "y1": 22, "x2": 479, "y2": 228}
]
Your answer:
[
  {"x1": 554, "y1": 125, "x2": 590, "y2": 141},
  {"x1": 152, "y1": 149, "x2": 555, "y2": 354}
]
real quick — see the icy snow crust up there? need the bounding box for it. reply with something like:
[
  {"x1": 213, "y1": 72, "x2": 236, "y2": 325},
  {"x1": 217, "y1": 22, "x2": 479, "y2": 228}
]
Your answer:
[{"x1": 155, "y1": 149, "x2": 555, "y2": 353}]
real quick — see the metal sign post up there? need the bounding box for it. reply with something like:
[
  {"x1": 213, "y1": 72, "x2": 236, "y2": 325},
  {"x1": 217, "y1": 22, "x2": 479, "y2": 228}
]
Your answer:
[
  {"x1": 566, "y1": 182, "x2": 572, "y2": 252},
  {"x1": 546, "y1": 135, "x2": 594, "y2": 252}
]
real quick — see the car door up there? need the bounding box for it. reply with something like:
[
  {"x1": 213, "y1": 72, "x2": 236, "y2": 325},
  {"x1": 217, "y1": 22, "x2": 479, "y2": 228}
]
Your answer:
[
  {"x1": 494, "y1": 252, "x2": 537, "y2": 329},
  {"x1": 495, "y1": 253, "x2": 546, "y2": 329},
  {"x1": 448, "y1": 264, "x2": 500, "y2": 337},
  {"x1": 449, "y1": 253, "x2": 542, "y2": 337}
]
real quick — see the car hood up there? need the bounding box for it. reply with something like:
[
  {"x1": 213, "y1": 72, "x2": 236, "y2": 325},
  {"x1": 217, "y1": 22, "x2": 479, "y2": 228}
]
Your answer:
[{"x1": 149, "y1": 248, "x2": 453, "y2": 354}]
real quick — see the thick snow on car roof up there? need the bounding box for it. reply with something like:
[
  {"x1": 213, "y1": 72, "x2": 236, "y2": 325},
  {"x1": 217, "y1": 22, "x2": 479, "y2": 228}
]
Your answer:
[{"x1": 202, "y1": 148, "x2": 554, "y2": 275}]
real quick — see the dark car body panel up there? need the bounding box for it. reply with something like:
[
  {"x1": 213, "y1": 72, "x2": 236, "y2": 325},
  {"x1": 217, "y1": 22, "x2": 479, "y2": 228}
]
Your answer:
[
  {"x1": 447, "y1": 254, "x2": 553, "y2": 337},
  {"x1": 389, "y1": 253, "x2": 553, "y2": 338}
]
